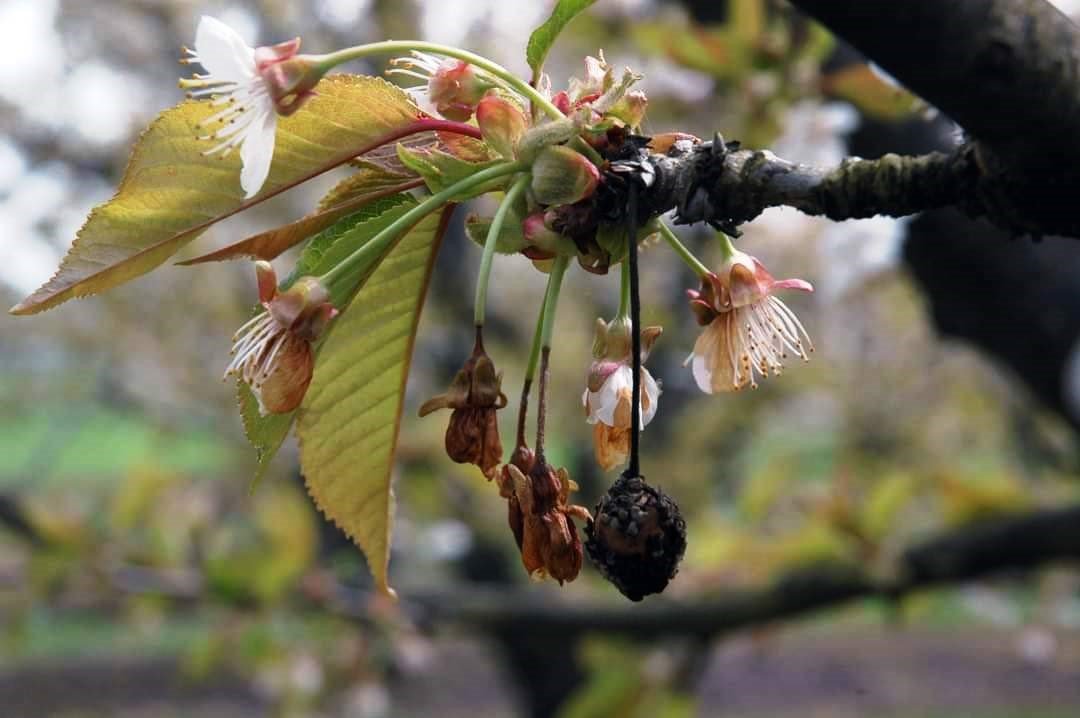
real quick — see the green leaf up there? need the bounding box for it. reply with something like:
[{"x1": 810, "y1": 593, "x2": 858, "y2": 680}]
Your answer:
[
  {"x1": 297, "y1": 206, "x2": 452, "y2": 595},
  {"x1": 237, "y1": 197, "x2": 421, "y2": 481},
  {"x1": 239, "y1": 382, "x2": 295, "y2": 487},
  {"x1": 526, "y1": 0, "x2": 598, "y2": 80},
  {"x1": 396, "y1": 144, "x2": 505, "y2": 199},
  {"x1": 11, "y1": 75, "x2": 422, "y2": 315}
]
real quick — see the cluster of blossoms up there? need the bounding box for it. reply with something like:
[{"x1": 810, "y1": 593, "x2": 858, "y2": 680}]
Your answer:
[{"x1": 181, "y1": 18, "x2": 815, "y2": 595}]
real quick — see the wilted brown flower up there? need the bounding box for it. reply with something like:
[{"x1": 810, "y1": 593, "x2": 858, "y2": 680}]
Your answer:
[
  {"x1": 225, "y1": 261, "x2": 336, "y2": 416},
  {"x1": 497, "y1": 455, "x2": 592, "y2": 584},
  {"x1": 419, "y1": 331, "x2": 507, "y2": 478}
]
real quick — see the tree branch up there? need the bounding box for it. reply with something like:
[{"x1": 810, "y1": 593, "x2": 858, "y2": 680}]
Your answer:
[
  {"x1": 7, "y1": 502, "x2": 1080, "y2": 640},
  {"x1": 369, "y1": 504, "x2": 1080, "y2": 638},
  {"x1": 630, "y1": 139, "x2": 980, "y2": 234},
  {"x1": 787, "y1": 0, "x2": 1080, "y2": 237}
]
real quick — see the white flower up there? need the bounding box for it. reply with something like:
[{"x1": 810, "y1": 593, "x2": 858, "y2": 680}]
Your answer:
[
  {"x1": 686, "y1": 250, "x2": 813, "y2": 393},
  {"x1": 181, "y1": 17, "x2": 317, "y2": 198}
]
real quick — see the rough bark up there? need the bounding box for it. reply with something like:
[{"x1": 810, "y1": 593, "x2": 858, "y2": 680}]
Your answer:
[{"x1": 788, "y1": 0, "x2": 1080, "y2": 237}]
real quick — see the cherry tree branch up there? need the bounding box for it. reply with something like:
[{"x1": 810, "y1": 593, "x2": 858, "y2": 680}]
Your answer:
[
  {"x1": 617, "y1": 135, "x2": 1078, "y2": 239},
  {"x1": 783, "y1": 0, "x2": 1080, "y2": 238}
]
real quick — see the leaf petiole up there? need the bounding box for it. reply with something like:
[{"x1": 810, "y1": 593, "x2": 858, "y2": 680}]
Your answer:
[{"x1": 319, "y1": 160, "x2": 527, "y2": 302}]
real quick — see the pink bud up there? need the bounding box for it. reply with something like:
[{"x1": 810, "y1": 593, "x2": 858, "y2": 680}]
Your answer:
[
  {"x1": 522, "y1": 212, "x2": 570, "y2": 254},
  {"x1": 476, "y1": 94, "x2": 529, "y2": 158}
]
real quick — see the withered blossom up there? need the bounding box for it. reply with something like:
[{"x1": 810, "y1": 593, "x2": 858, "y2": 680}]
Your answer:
[
  {"x1": 497, "y1": 452, "x2": 591, "y2": 584},
  {"x1": 226, "y1": 262, "x2": 336, "y2": 415},
  {"x1": 418, "y1": 331, "x2": 507, "y2": 478},
  {"x1": 388, "y1": 52, "x2": 493, "y2": 121},
  {"x1": 686, "y1": 248, "x2": 813, "y2": 393},
  {"x1": 582, "y1": 318, "x2": 662, "y2": 471}
]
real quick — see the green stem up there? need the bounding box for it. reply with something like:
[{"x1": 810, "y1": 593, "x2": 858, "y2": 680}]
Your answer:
[
  {"x1": 715, "y1": 229, "x2": 738, "y2": 262},
  {"x1": 474, "y1": 173, "x2": 530, "y2": 327},
  {"x1": 319, "y1": 161, "x2": 526, "y2": 296},
  {"x1": 314, "y1": 42, "x2": 564, "y2": 121},
  {"x1": 516, "y1": 290, "x2": 547, "y2": 448},
  {"x1": 617, "y1": 257, "x2": 631, "y2": 320},
  {"x1": 524, "y1": 296, "x2": 546, "y2": 384},
  {"x1": 658, "y1": 221, "x2": 711, "y2": 277},
  {"x1": 540, "y1": 255, "x2": 570, "y2": 350}
]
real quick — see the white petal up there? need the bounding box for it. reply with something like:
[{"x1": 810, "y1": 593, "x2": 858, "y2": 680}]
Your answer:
[
  {"x1": 593, "y1": 365, "x2": 632, "y2": 426},
  {"x1": 640, "y1": 368, "x2": 660, "y2": 427},
  {"x1": 691, "y1": 352, "x2": 713, "y2": 394},
  {"x1": 194, "y1": 16, "x2": 256, "y2": 84},
  {"x1": 239, "y1": 110, "x2": 277, "y2": 198}
]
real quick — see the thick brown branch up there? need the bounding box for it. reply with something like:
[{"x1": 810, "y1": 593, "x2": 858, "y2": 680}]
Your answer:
[
  {"x1": 786, "y1": 0, "x2": 1080, "y2": 237},
  {"x1": 623, "y1": 136, "x2": 1079, "y2": 238}
]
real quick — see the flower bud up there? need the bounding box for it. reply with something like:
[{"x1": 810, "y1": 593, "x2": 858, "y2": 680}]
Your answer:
[
  {"x1": 476, "y1": 94, "x2": 528, "y2": 159},
  {"x1": 530, "y1": 146, "x2": 600, "y2": 206},
  {"x1": 522, "y1": 212, "x2": 576, "y2": 256},
  {"x1": 516, "y1": 117, "x2": 581, "y2": 163}
]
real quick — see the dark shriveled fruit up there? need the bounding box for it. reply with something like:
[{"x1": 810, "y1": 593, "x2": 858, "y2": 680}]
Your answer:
[{"x1": 585, "y1": 474, "x2": 686, "y2": 601}]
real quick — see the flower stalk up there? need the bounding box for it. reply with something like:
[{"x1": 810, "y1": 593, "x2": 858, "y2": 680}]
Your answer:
[
  {"x1": 312, "y1": 41, "x2": 564, "y2": 121},
  {"x1": 474, "y1": 173, "x2": 531, "y2": 327},
  {"x1": 658, "y1": 222, "x2": 710, "y2": 278},
  {"x1": 534, "y1": 254, "x2": 570, "y2": 458}
]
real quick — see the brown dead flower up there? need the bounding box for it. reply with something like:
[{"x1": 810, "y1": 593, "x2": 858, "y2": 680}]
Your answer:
[{"x1": 419, "y1": 329, "x2": 507, "y2": 478}]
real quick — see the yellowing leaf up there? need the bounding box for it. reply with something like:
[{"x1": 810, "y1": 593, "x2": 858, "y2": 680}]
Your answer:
[
  {"x1": 11, "y1": 75, "x2": 422, "y2": 315},
  {"x1": 297, "y1": 206, "x2": 452, "y2": 595}
]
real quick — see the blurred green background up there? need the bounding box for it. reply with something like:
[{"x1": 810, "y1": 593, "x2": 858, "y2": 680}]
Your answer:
[{"x1": 3, "y1": 1, "x2": 1080, "y2": 716}]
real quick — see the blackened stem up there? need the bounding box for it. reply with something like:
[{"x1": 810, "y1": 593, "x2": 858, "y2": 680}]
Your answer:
[{"x1": 626, "y1": 183, "x2": 642, "y2": 479}]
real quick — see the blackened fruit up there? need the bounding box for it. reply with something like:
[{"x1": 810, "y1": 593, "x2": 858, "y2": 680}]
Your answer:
[{"x1": 585, "y1": 474, "x2": 686, "y2": 601}]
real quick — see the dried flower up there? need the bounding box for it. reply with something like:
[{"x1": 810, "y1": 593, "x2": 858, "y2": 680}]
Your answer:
[
  {"x1": 583, "y1": 318, "x2": 662, "y2": 471},
  {"x1": 226, "y1": 262, "x2": 336, "y2": 415},
  {"x1": 686, "y1": 248, "x2": 813, "y2": 393},
  {"x1": 418, "y1": 331, "x2": 507, "y2": 478},
  {"x1": 388, "y1": 52, "x2": 493, "y2": 121},
  {"x1": 180, "y1": 16, "x2": 323, "y2": 197},
  {"x1": 497, "y1": 457, "x2": 591, "y2": 584}
]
